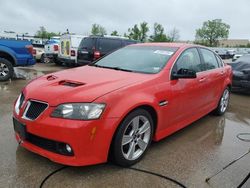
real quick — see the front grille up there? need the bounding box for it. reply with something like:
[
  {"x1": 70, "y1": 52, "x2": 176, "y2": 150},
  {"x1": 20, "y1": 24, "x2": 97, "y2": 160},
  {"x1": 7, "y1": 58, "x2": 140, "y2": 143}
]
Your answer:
[
  {"x1": 26, "y1": 133, "x2": 74, "y2": 156},
  {"x1": 23, "y1": 101, "x2": 48, "y2": 120}
]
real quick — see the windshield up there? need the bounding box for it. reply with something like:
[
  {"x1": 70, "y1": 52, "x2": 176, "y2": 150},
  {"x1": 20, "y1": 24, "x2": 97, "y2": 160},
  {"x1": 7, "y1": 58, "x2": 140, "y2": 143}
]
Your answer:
[{"x1": 92, "y1": 46, "x2": 178, "y2": 74}]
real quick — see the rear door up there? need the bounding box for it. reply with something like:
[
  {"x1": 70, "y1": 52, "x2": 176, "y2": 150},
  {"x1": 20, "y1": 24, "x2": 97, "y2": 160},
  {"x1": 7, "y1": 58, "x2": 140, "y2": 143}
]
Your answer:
[
  {"x1": 59, "y1": 36, "x2": 71, "y2": 58},
  {"x1": 199, "y1": 48, "x2": 224, "y2": 106}
]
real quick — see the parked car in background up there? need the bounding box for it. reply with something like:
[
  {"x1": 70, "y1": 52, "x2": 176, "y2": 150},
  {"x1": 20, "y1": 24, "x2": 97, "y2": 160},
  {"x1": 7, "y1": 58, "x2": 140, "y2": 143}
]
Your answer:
[
  {"x1": 0, "y1": 39, "x2": 35, "y2": 81},
  {"x1": 58, "y1": 34, "x2": 86, "y2": 66},
  {"x1": 226, "y1": 49, "x2": 236, "y2": 59},
  {"x1": 230, "y1": 54, "x2": 250, "y2": 91},
  {"x1": 232, "y1": 49, "x2": 250, "y2": 62},
  {"x1": 44, "y1": 36, "x2": 60, "y2": 64},
  {"x1": 32, "y1": 44, "x2": 45, "y2": 63},
  {"x1": 77, "y1": 36, "x2": 137, "y2": 65},
  {"x1": 13, "y1": 43, "x2": 232, "y2": 166},
  {"x1": 232, "y1": 54, "x2": 243, "y2": 62},
  {"x1": 214, "y1": 49, "x2": 229, "y2": 59}
]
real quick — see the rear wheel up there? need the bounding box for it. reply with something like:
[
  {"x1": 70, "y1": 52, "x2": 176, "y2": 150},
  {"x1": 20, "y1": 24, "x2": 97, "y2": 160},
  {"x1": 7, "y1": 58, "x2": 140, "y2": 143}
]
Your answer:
[
  {"x1": 214, "y1": 87, "x2": 230, "y2": 115},
  {"x1": 112, "y1": 109, "x2": 153, "y2": 167},
  {"x1": 0, "y1": 58, "x2": 14, "y2": 81},
  {"x1": 40, "y1": 54, "x2": 45, "y2": 63}
]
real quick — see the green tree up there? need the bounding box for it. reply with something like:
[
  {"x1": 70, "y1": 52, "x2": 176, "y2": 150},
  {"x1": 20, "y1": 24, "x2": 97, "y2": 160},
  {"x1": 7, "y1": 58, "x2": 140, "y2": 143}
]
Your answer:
[
  {"x1": 128, "y1": 22, "x2": 149, "y2": 42},
  {"x1": 169, "y1": 28, "x2": 180, "y2": 42},
  {"x1": 35, "y1": 26, "x2": 59, "y2": 39},
  {"x1": 195, "y1": 19, "x2": 230, "y2": 47},
  {"x1": 140, "y1": 22, "x2": 149, "y2": 42},
  {"x1": 111, "y1": 30, "x2": 119, "y2": 36},
  {"x1": 91, "y1": 24, "x2": 107, "y2": 35},
  {"x1": 149, "y1": 23, "x2": 170, "y2": 42}
]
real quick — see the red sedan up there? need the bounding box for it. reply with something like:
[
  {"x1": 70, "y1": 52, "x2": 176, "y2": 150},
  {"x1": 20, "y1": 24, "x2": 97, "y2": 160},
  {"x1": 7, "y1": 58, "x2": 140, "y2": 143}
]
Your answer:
[{"x1": 13, "y1": 43, "x2": 232, "y2": 166}]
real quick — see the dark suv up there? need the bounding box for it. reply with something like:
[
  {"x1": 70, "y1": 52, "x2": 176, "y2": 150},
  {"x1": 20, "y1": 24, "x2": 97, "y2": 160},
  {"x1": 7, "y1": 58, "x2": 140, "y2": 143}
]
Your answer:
[{"x1": 77, "y1": 36, "x2": 137, "y2": 65}]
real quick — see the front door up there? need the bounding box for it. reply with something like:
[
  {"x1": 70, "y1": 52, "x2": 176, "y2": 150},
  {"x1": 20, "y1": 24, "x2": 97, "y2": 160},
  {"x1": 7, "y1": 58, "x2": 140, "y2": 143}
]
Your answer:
[{"x1": 167, "y1": 47, "x2": 208, "y2": 127}]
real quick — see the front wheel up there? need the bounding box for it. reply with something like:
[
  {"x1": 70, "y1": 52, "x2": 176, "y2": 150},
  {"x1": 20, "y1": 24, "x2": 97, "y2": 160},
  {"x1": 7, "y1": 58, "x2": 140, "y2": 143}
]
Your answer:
[
  {"x1": 214, "y1": 87, "x2": 230, "y2": 115},
  {"x1": 0, "y1": 58, "x2": 14, "y2": 81},
  {"x1": 112, "y1": 109, "x2": 154, "y2": 167}
]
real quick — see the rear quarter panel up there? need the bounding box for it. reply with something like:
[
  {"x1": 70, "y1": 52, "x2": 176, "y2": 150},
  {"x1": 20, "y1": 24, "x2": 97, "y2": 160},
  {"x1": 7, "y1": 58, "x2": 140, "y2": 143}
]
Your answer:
[
  {"x1": 0, "y1": 39, "x2": 35, "y2": 66},
  {"x1": 224, "y1": 64, "x2": 233, "y2": 89}
]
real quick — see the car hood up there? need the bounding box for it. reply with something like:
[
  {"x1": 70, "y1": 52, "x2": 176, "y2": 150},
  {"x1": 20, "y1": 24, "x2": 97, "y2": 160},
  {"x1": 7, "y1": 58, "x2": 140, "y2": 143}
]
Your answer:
[{"x1": 23, "y1": 66, "x2": 150, "y2": 106}]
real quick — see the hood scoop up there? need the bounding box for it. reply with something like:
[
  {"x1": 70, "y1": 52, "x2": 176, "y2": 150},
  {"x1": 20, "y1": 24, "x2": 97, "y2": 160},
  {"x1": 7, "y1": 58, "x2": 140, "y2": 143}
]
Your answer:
[
  {"x1": 58, "y1": 80, "x2": 85, "y2": 87},
  {"x1": 47, "y1": 75, "x2": 57, "y2": 81}
]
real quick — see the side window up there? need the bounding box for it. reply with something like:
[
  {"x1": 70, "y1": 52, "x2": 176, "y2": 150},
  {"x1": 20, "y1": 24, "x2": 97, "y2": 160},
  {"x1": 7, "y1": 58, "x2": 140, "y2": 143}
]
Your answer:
[
  {"x1": 98, "y1": 39, "x2": 122, "y2": 53},
  {"x1": 216, "y1": 55, "x2": 224, "y2": 67},
  {"x1": 200, "y1": 48, "x2": 219, "y2": 70},
  {"x1": 123, "y1": 40, "x2": 137, "y2": 46},
  {"x1": 174, "y1": 48, "x2": 203, "y2": 73}
]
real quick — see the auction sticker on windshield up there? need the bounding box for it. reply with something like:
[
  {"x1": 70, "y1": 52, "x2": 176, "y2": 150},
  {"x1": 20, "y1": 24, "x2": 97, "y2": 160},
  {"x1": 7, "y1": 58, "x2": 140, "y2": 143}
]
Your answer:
[{"x1": 154, "y1": 50, "x2": 174, "y2": 56}]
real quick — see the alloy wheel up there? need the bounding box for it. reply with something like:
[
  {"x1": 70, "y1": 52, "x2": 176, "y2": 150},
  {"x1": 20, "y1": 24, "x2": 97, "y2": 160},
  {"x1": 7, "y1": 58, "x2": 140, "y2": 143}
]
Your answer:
[
  {"x1": 121, "y1": 115, "x2": 151, "y2": 161},
  {"x1": 0, "y1": 62, "x2": 9, "y2": 78},
  {"x1": 220, "y1": 89, "x2": 229, "y2": 113}
]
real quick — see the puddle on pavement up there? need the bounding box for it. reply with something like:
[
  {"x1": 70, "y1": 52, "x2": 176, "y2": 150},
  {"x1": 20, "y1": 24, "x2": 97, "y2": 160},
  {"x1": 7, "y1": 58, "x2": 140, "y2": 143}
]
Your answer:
[
  {"x1": 13, "y1": 67, "x2": 52, "y2": 80},
  {"x1": 0, "y1": 68, "x2": 54, "y2": 93}
]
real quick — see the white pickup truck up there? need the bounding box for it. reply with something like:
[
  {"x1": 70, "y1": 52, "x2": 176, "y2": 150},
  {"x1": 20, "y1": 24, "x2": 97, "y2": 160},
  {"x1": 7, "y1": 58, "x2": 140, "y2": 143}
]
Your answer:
[
  {"x1": 44, "y1": 37, "x2": 60, "y2": 64},
  {"x1": 58, "y1": 34, "x2": 86, "y2": 66}
]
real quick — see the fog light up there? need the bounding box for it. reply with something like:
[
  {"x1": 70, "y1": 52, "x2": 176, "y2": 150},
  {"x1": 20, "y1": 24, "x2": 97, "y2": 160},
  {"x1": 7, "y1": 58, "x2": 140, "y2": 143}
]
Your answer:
[{"x1": 66, "y1": 144, "x2": 72, "y2": 153}]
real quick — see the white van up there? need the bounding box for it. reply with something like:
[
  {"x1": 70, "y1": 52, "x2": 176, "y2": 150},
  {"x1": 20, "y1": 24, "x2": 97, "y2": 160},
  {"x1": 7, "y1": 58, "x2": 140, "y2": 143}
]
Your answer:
[{"x1": 58, "y1": 34, "x2": 86, "y2": 65}]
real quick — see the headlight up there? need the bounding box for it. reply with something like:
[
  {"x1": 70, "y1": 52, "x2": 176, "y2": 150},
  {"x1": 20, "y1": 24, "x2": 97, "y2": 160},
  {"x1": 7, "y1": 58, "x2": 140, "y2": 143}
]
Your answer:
[
  {"x1": 51, "y1": 103, "x2": 106, "y2": 120},
  {"x1": 14, "y1": 93, "x2": 24, "y2": 115}
]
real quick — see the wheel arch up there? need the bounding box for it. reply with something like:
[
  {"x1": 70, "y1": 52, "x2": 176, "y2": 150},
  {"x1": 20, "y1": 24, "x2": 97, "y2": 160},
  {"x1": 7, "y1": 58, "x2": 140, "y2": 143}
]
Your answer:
[
  {"x1": 0, "y1": 51, "x2": 16, "y2": 66},
  {"x1": 108, "y1": 104, "x2": 158, "y2": 160}
]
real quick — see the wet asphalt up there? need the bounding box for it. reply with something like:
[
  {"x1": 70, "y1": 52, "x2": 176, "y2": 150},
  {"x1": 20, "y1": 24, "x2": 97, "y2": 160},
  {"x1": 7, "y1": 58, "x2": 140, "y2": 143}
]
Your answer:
[{"x1": 0, "y1": 63, "x2": 249, "y2": 188}]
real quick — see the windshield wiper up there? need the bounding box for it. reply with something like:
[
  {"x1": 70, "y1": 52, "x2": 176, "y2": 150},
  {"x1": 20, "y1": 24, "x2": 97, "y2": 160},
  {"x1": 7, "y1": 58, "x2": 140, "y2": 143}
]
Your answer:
[
  {"x1": 110, "y1": 67, "x2": 133, "y2": 72},
  {"x1": 91, "y1": 64, "x2": 133, "y2": 72}
]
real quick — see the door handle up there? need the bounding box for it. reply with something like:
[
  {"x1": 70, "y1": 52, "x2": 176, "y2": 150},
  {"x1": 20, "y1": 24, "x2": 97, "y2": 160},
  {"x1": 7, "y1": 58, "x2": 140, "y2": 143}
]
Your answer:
[{"x1": 199, "y1": 77, "x2": 206, "y2": 82}]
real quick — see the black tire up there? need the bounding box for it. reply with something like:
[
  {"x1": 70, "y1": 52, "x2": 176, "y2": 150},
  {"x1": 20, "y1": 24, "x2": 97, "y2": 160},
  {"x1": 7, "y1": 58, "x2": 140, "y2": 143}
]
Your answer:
[
  {"x1": 213, "y1": 87, "x2": 230, "y2": 115},
  {"x1": 111, "y1": 109, "x2": 154, "y2": 167},
  {"x1": 0, "y1": 58, "x2": 14, "y2": 81},
  {"x1": 40, "y1": 54, "x2": 45, "y2": 63}
]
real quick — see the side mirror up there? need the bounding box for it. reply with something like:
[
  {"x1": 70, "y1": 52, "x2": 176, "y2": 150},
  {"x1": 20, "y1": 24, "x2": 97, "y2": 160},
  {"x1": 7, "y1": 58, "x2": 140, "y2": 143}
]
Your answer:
[{"x1": 172, "y1": 68, "x2": 197, "y2": 79}]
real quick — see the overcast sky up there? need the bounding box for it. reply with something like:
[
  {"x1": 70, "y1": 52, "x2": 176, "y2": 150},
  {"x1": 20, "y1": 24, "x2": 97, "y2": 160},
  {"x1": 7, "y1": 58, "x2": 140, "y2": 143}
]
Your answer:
[{"x1": 0, "y1": 0, "x2": 249, "y2": 40}]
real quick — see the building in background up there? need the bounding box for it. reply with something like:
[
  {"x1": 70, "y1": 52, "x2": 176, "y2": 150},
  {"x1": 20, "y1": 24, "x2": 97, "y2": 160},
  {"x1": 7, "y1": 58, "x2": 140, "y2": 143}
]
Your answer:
[{"x1": 219, "y1": 39, "x2": 250, "y2": 47}]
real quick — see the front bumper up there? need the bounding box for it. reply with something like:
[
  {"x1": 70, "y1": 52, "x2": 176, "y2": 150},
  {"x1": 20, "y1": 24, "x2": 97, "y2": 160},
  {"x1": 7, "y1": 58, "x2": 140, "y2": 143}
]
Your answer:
[
  {"x1": 77, "y1": 59, "x2": 92, "y2": 65},
  {"x1": 45, "y1": 53, "x2": 58, "y2": 59},
  {"x1": 13, "y1": 110, "x2": 120, "y2": 166}
]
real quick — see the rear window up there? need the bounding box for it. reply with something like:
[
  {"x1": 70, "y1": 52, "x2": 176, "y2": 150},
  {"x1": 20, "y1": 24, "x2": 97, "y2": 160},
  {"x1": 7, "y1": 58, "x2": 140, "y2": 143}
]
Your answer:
[
  {"x1": 98, "y1": 39, "x2": 122, "y2": 53},
  {"x1": 79, "y1": 38, "x2": 95, "y2": 50}
]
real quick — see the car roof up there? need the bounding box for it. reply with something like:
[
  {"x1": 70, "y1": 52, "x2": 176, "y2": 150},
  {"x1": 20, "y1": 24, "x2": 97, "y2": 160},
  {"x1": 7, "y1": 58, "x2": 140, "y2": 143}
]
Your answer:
[
  {"x1": 130, "y1": 42, "x2": 197, "y2": 48},
  {"x1": 87, "y1": 35, "x2": 136, "y2": 41}
]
